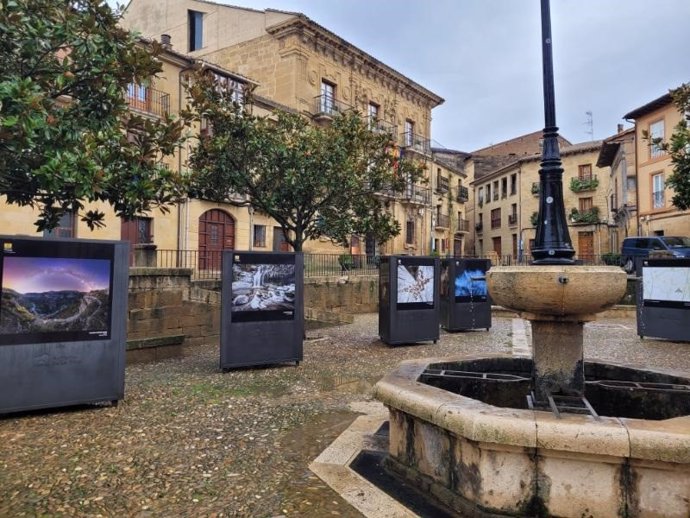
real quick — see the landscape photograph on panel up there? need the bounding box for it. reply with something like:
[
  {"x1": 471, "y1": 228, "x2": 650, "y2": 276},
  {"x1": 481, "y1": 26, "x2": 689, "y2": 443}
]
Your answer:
[
  {"x1": 455, "y1": 260, "x2": 488, "y2": 303},
  {"x1": 231, "y1": 262, "x2": 296, "y2": 321},
  {"x1": 397, "y1": 262, "x2": 434, "y2": 309},
  {"x1": 642, "y1": 264, "x2": 690, "y2": 308},
  {"x1": 0, "y1": 245, "x2": 112, "y2": 345}
]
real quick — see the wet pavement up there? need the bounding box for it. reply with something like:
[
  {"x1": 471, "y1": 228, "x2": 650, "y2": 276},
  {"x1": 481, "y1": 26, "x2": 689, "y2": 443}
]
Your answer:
[{"x1": 1, "y1": 313, "x2": 688, "y2": 517}]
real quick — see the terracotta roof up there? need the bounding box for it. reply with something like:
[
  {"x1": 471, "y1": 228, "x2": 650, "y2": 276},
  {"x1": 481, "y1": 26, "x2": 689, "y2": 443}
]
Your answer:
[
  {"x1": 471, "y1": 130, "x2": 572, "y2": 157},
  {"x1": 623, "y1": 92, "x2": 673, "y2": 120}
]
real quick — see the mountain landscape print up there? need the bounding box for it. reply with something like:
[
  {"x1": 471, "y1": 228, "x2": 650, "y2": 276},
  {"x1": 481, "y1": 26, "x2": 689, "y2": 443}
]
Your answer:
[{"x1": 0, "y1": 256, "x2": 111, "y2": 340}]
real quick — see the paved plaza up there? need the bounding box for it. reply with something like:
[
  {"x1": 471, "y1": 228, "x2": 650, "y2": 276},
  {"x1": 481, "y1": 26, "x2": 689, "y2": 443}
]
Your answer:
[{"x1": 1, "y1": 313, "x2": 688, "y2": 517}]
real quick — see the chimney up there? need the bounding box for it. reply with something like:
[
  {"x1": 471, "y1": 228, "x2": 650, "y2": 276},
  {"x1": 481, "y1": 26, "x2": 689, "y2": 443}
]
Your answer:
[
  {"x1": 617, "y1": 123, "x2": 624, "y2": 133},
  {"x1": 161, "y1": 34, "x2": 172, "y2": 49}
]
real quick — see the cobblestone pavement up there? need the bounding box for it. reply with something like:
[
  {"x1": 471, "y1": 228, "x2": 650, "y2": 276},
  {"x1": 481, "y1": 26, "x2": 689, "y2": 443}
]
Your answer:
[{"x1": 1, "y1": 314, "x2": 688, "y2": 518}]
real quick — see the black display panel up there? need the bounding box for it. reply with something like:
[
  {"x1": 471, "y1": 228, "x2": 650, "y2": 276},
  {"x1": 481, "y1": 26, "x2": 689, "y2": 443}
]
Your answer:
[
  {"x1": 0, "y1": 239, "x2": 114, "y2": 346},
  {"x1": 396, "y1": 258, "x2": 435, "y2": 311},
  {"x1": 231, "y1": 253, "x2": 296, "y2": 322},
  {"x1": 454, "y1": 259, "x2": 488, "y2": 303}
]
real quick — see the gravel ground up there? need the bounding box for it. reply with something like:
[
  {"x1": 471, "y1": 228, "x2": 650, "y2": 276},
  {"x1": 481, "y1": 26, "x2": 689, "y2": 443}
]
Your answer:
[{"x1": 0, "y1": 314, "x2": 688, "y2": 518}]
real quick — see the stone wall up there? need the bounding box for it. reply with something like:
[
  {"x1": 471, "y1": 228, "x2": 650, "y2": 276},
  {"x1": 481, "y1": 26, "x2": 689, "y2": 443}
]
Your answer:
[
  {"x1": 304, "y1": 276, "x2": 378, "y2": 324},
  {"x1": 126, "y1": 268, "x2": 220, "y2": 362}
]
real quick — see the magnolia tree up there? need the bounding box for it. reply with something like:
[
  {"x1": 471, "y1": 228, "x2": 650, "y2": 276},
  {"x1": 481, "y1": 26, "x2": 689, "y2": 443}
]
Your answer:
[
  {"x1": 0, "y1": 0, "x2": 188, "y2": 231},
  {"x1": 186, "y1": 72, "x2": 426, "y2": 252}
]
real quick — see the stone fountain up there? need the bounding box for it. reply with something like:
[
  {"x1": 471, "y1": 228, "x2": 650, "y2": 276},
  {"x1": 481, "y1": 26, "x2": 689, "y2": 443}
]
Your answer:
[{"x1": 375, "y1": 1, "x2": 690, "y2": 516}]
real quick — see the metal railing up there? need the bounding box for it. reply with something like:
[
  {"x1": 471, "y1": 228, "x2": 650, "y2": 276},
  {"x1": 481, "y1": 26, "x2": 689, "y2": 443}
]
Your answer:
[
  {"x1": 401, "y1": 131, "x2": 431, "y2": 155},
  {"x1": 508, "y1": 214, "x2": 518, "y2": 226},
  {"x1": 457, "y1": 186, "x2": 469, "y2": 203},
  {"x1": 456, "y1": 218, "x2": 470, "y2": 233},
  {"x1": 368, "y1": 117, "x2": 397, "y2": 136},
  {"x1": 313, "y1": 94, "x2": 352, "y2": 118},
  {"x1": 402, "y1": 183, "x2": 431, "y2": 205},
  {"x1": 142, "y1": 249, "x2": 626, "y2": 281},
  {"x1": 436, "y1": 175, "x2": 449, "y2": 193},
  {"x1": 126, "y1": 86, "x2": 171, "y2": 118},
  {"x1": 435, "y1": 213, "x2": 450, "y2": 228}
]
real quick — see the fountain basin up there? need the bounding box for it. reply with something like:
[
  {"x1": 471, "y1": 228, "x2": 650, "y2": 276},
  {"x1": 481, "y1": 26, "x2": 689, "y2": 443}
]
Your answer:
[
  {"x1": 375, "y1": 355, "x2": 690, "y2": 518},
  {"x1": 487, "y1": 266, "x2": 627, "y2": 319}
]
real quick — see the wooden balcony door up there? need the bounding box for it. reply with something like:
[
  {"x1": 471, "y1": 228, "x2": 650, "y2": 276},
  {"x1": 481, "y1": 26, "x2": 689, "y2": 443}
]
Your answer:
[{"x1": 578, "y1": 231, "x2": 594, "y2": 263}]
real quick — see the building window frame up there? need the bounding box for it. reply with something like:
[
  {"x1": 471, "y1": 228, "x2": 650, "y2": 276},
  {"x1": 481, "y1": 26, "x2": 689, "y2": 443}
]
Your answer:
[
  {"x1": 253, "y1": 224, "x2": 267, "y2": 248},
  {"x1": 404, "y1": 120, "x2": 414, "y2": 146},
  {"x1": 320, "y1": 80, "x2": 336, "y2": 113},
  {"x1": 652, "y1": 172, "x2": 665, "y2": 209},
  {"x1": 578, "y1": 164, "x2": 593, "y2": 181},
  {"x1": 649, "y1": 119, "x2": 665, "y2": 159},
  {"x1": 188, "y1": 10, "x2": 204, "y2": 52},
  {"x1": 405, "y1": 219, "x2": 415, "y2": 245},
  {"x1": 44, "y1": 211, "x2": 76, "y2": 238},
  {"x1": 490, "y1": 208, "x2": 501, "y2": 229}
]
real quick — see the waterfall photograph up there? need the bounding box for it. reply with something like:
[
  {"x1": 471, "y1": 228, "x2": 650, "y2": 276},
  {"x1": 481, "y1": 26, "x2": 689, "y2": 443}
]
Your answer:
[
  {"x1": 455, "y1": 261, "x2": 488, "y2": 303},
  {"x1": 231, "y1": 263, "x2": 296, "y2": 315}
]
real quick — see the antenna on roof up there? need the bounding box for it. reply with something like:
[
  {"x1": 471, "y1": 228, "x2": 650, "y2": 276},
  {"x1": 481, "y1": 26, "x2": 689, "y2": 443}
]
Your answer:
[{"x1": 584, "y1": 111, "x2": 594, "y2": 141}]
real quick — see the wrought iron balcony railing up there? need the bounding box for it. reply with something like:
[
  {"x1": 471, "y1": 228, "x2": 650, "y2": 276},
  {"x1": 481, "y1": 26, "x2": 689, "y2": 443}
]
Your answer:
[
  {"x1": 475, "y1": 222, "x2": 483, "y2": 233},
  {"x1": 402, "y1": 183, "x2": 431, "y2": 205},
  {"x1": 508, "y1": 214, "x2": 518, "y2": 226},
  {"x1": 126, "y1": 85, "x2": 170, "y2": 118},
  {"x1": 435, "y1": 213, "x2": 450, "y2": 229},
  {"x1": 313, "y1": 94, "x2": 352, "y2": 119},
  {"x1": 401, "y1": 131, "x2": 431, "y2": 155},
  {"x1": 456, "y1": 218, "x2": 470, "y2": 233},
  {"x1": 436, "y1": 175, "x2": 449, "y2": 193},
  {"x1": 457, "y1": 186, "x2": 469, "y2": 203},
  {"x1": 368, "y1": 117, "x2": 397, "y2": 136}
]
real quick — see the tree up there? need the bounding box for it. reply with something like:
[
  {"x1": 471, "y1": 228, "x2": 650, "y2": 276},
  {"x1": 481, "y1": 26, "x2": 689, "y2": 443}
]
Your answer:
[
  {"x1": 186, "y1": 72, "x2": 426, "y2": 252},
  {"x1": 662, "y1": 83, "x2": 690, "y2": 210},
  {"x1": 0, "y1": 0, "x2": 188, "y2": 231}
]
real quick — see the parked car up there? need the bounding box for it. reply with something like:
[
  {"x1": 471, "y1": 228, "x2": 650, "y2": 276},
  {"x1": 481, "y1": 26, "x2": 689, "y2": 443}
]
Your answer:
[{"x1": 620, "y1": 236, "x2": 690, "y2": 272}]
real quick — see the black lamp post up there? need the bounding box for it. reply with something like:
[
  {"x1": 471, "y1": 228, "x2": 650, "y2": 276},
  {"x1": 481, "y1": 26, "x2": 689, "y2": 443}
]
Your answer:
[{"x1": 531, "y1": 0, "x2": 575, "y2": 265}]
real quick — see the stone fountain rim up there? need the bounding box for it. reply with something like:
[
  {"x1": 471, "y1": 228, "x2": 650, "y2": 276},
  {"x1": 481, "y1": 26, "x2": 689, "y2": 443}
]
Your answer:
[{"x1": 374, "y1": 353, "x2": 690, "y2": 464}]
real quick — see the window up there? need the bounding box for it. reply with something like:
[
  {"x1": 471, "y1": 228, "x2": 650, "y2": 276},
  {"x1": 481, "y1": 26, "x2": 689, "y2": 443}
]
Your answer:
[
  {"x1": 491, "y1": 208, "x2": 501, "y2": 229},
  {"x1": 214, "y1": 74, "x2": 245, "y2": 105},
  {"x1": 405, "y1": 220, "x2": 415, "y2": 244},
  {"x1": 578, "y1": 164, "x2": 593, "y2": 181},
  {"x1": 509, "y1": 203, "x2": 517, "y2": 225},
  {"x1": 478, "y1": 186, "x2": 484, "y2": 205},
  {"x1": 44, "y1": 212, "x2": 75, "y2": 238},
  {"x1": 135, "y1": 217, "x2": 152, "y2": 243},
  {"x1": 127, "y1": 83, "x2": 147, "y2": 102},
  {"x1": 188, "y1": 10, "x2": 204, "y2": 51},
  {"x1": 652, "y1": 172, "x2": 665, "y2": 209},
  {"x1": 477, "y1": 239, "x2": 483, "y2": 255},
  {"x1": 501, "y1": 178, "x2": 508, "y2": 198},
  {"x1": 512, "y1": 234, "x2": 518, "y2": 259},
  {"x1": 253, "y1": 224, "x2": 266, "y2": 248},
  {"x1": 649, "y1": 120, "x2": 665, "y2": 159},
  {"x1": 485, "y1": 184, "x2": 491, "y2": 204},
  {"x1": 404, "y1": 120, "x2": 414, "y2": 146},
  {"x1": 493, "y1": 181, "x2": 499, "y2": 200},
  {"x1": 320, "y1": 80, "x2": 335, "y2": 114},
  {"x1": 579, "y1": 197, "x2": 594, "y2": 211},
  {"x1": 368, "y1": 102, "x2": 379, "y2": 127},
  {"x1": 510, "y1": 174, "x2": 517, "y2": 196}
]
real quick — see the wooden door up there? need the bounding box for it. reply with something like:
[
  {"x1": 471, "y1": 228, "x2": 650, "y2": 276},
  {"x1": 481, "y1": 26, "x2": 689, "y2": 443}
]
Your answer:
[
  {"x1": 198, "y1": 209, "x2": 235, "y2": 270},
  {"x1": 272, "y1": 226, "x2": 291, "y2": 252},
  {"x1": 578, "y1": 231, "x2": 595, "y2": 264},
  {"x1": 453, "y1": 238, "x2": 463, "y2": 257}
]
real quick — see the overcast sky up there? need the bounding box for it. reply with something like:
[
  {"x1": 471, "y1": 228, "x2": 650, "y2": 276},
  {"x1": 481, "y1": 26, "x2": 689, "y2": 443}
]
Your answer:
[{"x1": 118, "y1": 0, "x2": 689, "y2": 151}]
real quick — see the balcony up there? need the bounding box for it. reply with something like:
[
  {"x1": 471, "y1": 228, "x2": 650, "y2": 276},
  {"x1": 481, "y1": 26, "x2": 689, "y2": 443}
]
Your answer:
[
  {"x1": 401, "y1": 131, "x2": 431, "y2": 156},
  {"x1": 457, "y1": 186, "x2": 469, "y2": 203},
  {"x1": 126, "y1": 85, "x2": 170, "y2": 118},
  {"x1": 570, "y1": 175, "x2": 599, "y2": 192},
  {"x1": 508, "y1": 214, "x2": 518, "y2": 226},
  {"x1": 435, "y1": 213, "x2": 450, "y2": 229},
  {"x1": 312, "y1": 95, "x2": 352, "y2": 121},
  {"x1": 475, "y1": 222, "x2": 483, "y2": 233},
  {"x1": 401, "y1": 183, "x2": 431, "y2": 206},
  {"x1": 456, "y1": 218, "x2": 470, "y2": 233},
  {"x1": 531, "y1": 182, "x2": 540, "y2": 196},
  {"x1": 436, "y1": 175, "x2": 449, "y2": 193},
  {"x1": 569, "y1": 206, "x2": 600, "y2": 225},
  {"x1": 368, "y1": 117, "x2": 397, "y2": 137},
  {"x1": 493, "y1": 192, "x2": 499, "y2": 201}
]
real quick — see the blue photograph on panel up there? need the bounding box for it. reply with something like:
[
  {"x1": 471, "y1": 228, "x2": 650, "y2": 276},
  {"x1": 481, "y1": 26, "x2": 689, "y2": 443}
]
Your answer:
[{"x1": 454, "y1": 259, "x2": 488, "y2": 303}]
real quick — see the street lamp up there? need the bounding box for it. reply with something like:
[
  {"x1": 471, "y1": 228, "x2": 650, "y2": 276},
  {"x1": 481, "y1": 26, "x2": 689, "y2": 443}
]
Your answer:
[{"x1": 531, "y1": 0, "x2": 575, "y2": 265}]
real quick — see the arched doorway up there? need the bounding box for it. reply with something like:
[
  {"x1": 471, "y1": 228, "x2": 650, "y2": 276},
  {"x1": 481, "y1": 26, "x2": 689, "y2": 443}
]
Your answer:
[{"x1": 198, "y1": 209, "x2": 235, "y2": 270}]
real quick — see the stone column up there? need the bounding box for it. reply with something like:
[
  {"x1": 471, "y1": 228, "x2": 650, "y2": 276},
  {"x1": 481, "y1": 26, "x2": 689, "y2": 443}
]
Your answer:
[{"x1": 530, "y1": 318, "x2": 585, "y2": 402}]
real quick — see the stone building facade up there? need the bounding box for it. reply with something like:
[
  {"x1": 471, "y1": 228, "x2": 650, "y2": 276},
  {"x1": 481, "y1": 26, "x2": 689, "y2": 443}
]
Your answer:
[
  {"x1": 471, "y1": 141, "x2": 613, "y2": 261},
  {"x1": 597, "y1": 126, "x2": 638, "y2": 252},
  {"x1": 623, "y1": 91, "x2": 690, "y2": 238},
  {"x1": 121, "y1": 0, "x2": 447, "y2": 256}
]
